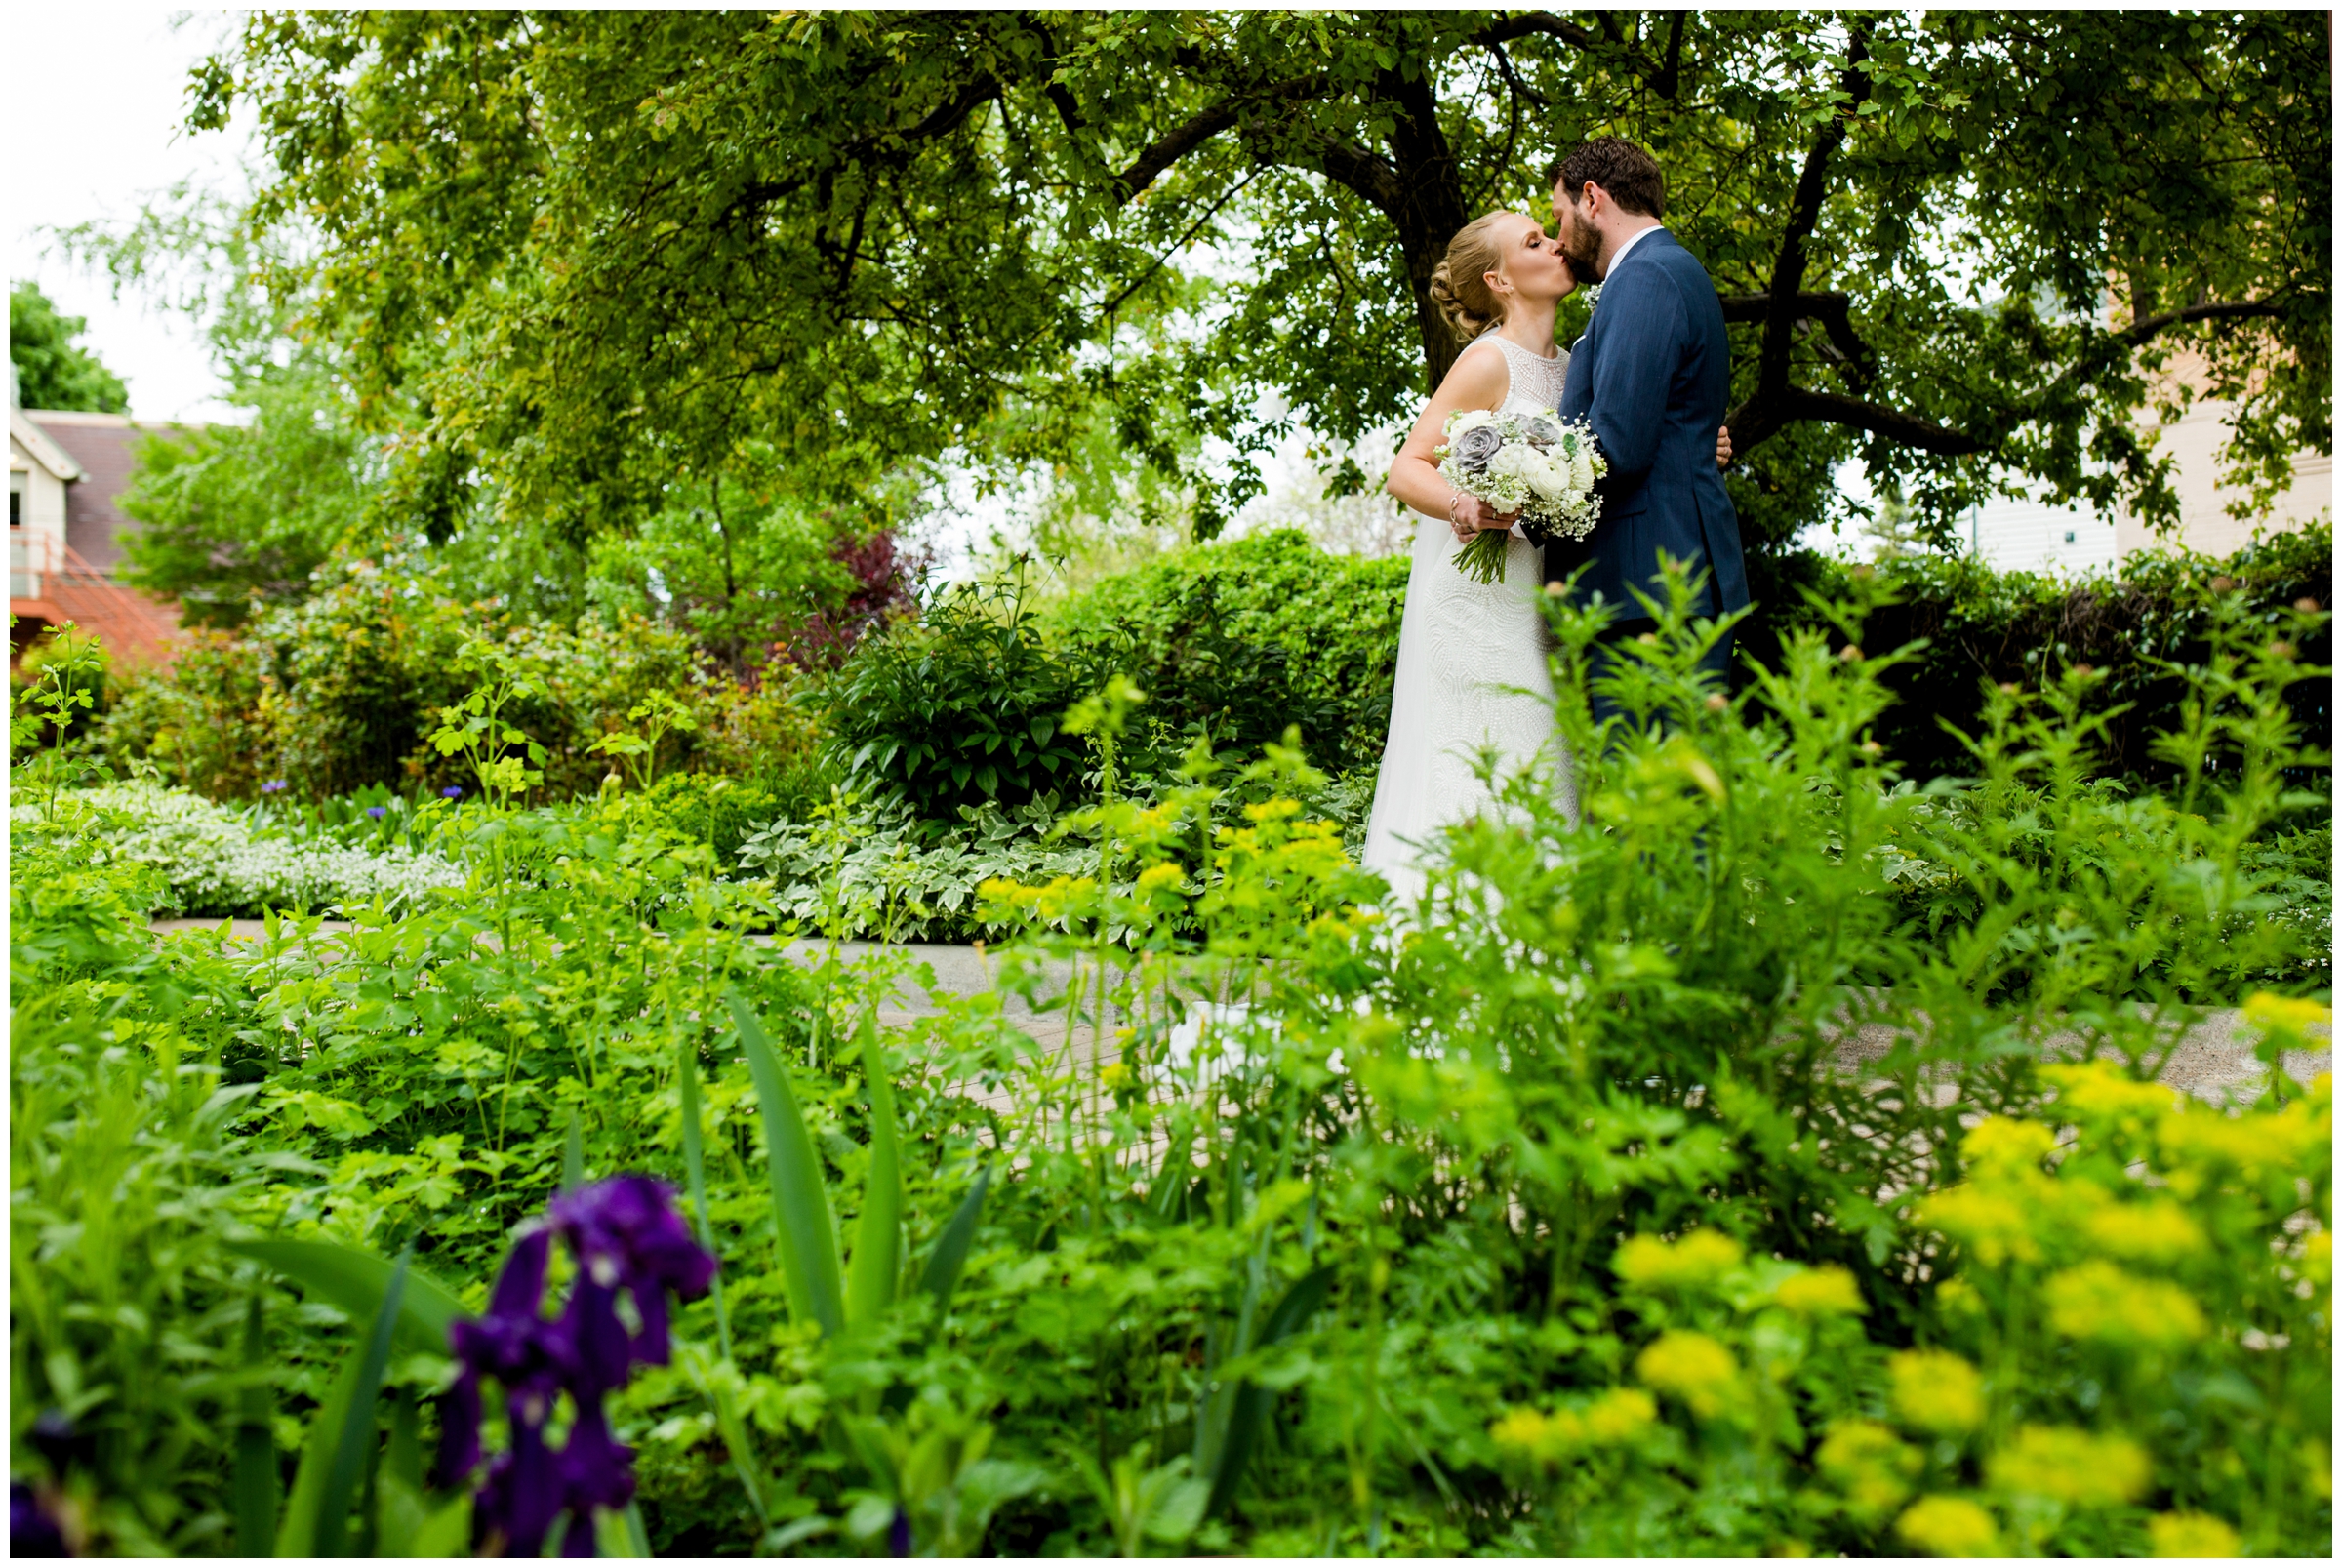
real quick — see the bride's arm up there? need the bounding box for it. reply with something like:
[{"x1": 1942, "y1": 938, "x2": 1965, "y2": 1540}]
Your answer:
[{"x1": 1387, "y1": 343, "x2": 1516, "y2": 544}]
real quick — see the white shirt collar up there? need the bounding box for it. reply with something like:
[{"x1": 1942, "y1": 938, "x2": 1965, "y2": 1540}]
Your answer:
[{"x1": 1606, "y1": 223, "x2": 1665, "y2": 277}]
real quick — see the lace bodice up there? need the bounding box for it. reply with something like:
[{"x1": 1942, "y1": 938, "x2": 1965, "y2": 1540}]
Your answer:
[{"x1": 1485, "y1": 332, "x2": 1570, "y2": 415}]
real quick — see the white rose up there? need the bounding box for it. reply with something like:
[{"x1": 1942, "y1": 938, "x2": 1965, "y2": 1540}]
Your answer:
[
  {"x1": 1447, "y1": 408, "x2": 1502, "y2": 436},
  {"x1": 1484, "y1": 442, "x2": 1527, "y2": 478},
  {"x1": 1523, "y1": 451, "x2": 1575, "y2": 503}
]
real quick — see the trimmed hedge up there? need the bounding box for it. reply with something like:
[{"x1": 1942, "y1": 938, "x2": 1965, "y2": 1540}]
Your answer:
[
  {"x1": 1035, "y1": 522, "x2": 2327, "y2": 793},
  {"x1": 1745, "y1": 522, "x2": 2331, "y2": 785}
]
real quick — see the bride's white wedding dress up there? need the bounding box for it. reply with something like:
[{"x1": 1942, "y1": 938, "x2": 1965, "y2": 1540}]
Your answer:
[{"x1": 1361, "y1": 334, "x2": 1577, "y2": 906}]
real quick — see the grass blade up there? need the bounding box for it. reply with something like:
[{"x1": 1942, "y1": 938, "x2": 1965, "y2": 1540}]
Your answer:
[
  {"x1": 226, "y1": 1238, "x2": 465, "y2": 1358},
  {"x1": 729, "y1": 991, "x2": 844, "y2": 1337},
  {"x1": 1204, "y1": 1265, "x2": 1335, "y2": 1519},
  {"x1": 232, "y1": 1298, "x2": 278, "y2": 1556},
  {"x1": 312, "y1": 1247, "x2": 409, "y2": 1555},
  {"x1": 274, "y1": 1347, "x2": 362, "y2": 1555},
  {"x1": 677, "y1": 1032, "x2": 735, "y2": 1361},
  {"x1": 917, "y1": 1163, "x2": 992, "y2": 1312},
  {"x1": 563, "y1": 1106, "x2": 586, "y2": 1191},
  {"x1": 845, "y1": 1012, "x2": 903, "y2": 1334},
  {"x1": 278, "y1": 1249, "x2": 412, "y2": 1554}
]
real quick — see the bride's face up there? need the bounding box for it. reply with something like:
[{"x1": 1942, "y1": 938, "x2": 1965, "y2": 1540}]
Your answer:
[{"x1": 1487, "y1": 215, "x2": 1575, "y2": 306}]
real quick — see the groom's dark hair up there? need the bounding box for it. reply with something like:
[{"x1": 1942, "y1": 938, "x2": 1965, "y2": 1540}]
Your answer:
[{"x1": 1548, "y1": 138, "x2": 1666, "y2": 219}]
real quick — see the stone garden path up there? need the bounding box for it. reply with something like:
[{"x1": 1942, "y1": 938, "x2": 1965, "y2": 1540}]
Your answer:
[{"x1": 151, "y1": 921, "x2": 2328, "y2": 1102}]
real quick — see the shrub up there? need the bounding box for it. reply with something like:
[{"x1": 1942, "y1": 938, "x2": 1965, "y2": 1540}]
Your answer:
[
  {"x1": 1743, "y1": 521, "x2": 2331, "y2": 787},
  {"x1": 621, "y1": 773, "x2": 781, "y2": 866},
  {"x1": 19, "y1": 784, "x2": 464, "y2": 918},
  {"x1": 817, "y1": 577, "x2": 1091, "y2": 818},
  {"x1": 94, "y1": 541, "x2": 791, "y2": 805},
  {"x1": 1041, "y1": 528, "x2": 1407, "y2": 774}
]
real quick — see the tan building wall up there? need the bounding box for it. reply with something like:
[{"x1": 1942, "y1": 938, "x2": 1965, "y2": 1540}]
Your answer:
[{"x1": 2110, "y1": 393, "x2": 2332, "y2": 560}]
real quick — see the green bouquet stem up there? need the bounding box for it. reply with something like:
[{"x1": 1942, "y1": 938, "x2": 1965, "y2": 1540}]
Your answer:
[{"x1": 1451, "y1": 526, "x2": 1514, "y2": 584}]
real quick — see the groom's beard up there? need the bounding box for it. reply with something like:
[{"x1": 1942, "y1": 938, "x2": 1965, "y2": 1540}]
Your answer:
[{"x1": 1557, "y1": 204, "x2": 1604, "y2": 280}]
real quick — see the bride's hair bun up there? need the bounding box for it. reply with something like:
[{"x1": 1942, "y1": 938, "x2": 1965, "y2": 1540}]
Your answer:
[{"x1": 1429, "y1": 212, "x2": 1522, "y2": 344}]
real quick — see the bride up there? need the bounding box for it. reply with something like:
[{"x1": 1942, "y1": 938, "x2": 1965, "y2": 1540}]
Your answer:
[{"x1": 1362, "y1": 209, "x2": 1727, "y2": 905}]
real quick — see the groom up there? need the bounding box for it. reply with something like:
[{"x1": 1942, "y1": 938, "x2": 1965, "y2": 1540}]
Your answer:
[{"x1": 1543, "y1": 137, "x2": 1747, "y2": 714}]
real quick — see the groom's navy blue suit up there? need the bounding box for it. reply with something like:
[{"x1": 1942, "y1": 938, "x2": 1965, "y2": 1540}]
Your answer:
[{"x1": 1547, "y1": 228, "x2": 1748, "y2": 623}]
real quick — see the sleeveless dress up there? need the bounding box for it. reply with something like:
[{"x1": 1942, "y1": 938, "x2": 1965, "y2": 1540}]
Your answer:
[{"x1": 1361, "y1": 334, "x2": 1577, "y2": 907}]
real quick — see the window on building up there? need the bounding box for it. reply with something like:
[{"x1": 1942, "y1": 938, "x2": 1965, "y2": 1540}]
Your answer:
[{"x1": 9, "y1": 470, "x2": 22, "y2": 529}]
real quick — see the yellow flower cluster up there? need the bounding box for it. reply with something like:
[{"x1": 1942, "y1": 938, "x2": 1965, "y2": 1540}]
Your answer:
[
  {"x1": 1815, "y1": 1420, "x2": 1920, "y2": 1520},
  {"x1": 1634, "y1": 1330, "x2": 1741, "y2": 1419},
  {"x1": 1772, "y1": 1266, "x2": 1867, "y2": 1316},
  {"x1": 2083, "y1": 1200, "x2": 2204, "y2": 1264},
  {"x1": 2043, "y1": 1259, "x2": 2206, "y2": 1350},
  {"x1": 1887, "y1": 1347, "x2": 1985, "y2": 1436},
  {"x1": 1613, "y1": 1228, "x2": 1744, "y2": 1290},
  {"x1": 1489, "y1": 1387, "x2": 1657, "y2": 1463},
  {"x1": 1895, "y1": 1495, "x2": 1999, "y2": 1556},
  {"x1": 2241, "y1": 990, "x2": 2331, "y2": 1040},
  {"x1": 1984, "y1": 1424, "x2": 2152, "y2": 1508},
  {"x1": 2147, "y1": 1510, "x2": 2241, "y2": 1557}
]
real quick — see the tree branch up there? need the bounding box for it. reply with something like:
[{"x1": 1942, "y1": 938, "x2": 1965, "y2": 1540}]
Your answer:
[
  {"x1": 1476, "y1": 12, "x2": 1603, "y2": 52},
  {"x1": 1719, "y1": 291, "x2": 1876, "y2": 388},
  {"x1": 1727, "y1": 299, "x2": 2290, "y2": 462},
  {"x1": 2120, "y1": 297, "x2": 2285, "y2": 344},
  {"x1": 1114, "y1": 101, "x2": 1244, "y2": 203},
  {"x1": 1731, "y1": 28, "x2": 1873, "y2": 449},
  {"x1": 1474, "y1": 11, "x2": 1679, "y2": 95},
  {"x1": 1760, "y1": 388, "x2": 1989, "y2": 456}
]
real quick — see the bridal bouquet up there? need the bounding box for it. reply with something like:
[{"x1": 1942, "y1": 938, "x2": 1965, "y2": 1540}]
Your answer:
[{"x1": 1436, "y1": 406, "x2": 1606, "y2": 583}]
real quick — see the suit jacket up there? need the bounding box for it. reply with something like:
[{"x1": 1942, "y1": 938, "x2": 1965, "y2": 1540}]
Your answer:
[{"x1": 1547, "y1": 228, "x2": 1749, "y2": 618}]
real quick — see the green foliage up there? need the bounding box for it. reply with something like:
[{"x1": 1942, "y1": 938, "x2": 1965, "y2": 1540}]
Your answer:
[
  {"x1": 1042, "y1": 528, "x2": 1407, "y2": 775},
  {"x1": 8, "y1": 280, "x2": 129, "y2": 412},
  {"x1": 1750, "y1": 521, "x2": 2333, "y2": 788},
  {"x1": 10, "y1": 562, "x2": 2330, "y2": 1557},
  {"x1": 737, "y1": 795, "x2": 1100, "y2": 944},
  {"x1": 9, "y1": 623, "x2": 109, "y2": 815},
  {"x1": 819, "y1": 577, "x2": 1090, "y2": 818},
  {"x1": 117, "y1": 364, "x2": 369, "y2": 628},
  {"x1": 9, "y1": 1013, "x2": 274, "y2": 1553},
  {"x1": 198, "y1": 13, "x2": 2326, "y2": 546}
]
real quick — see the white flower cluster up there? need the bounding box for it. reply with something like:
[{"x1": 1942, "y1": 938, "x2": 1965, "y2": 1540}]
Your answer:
[
  {"x1": 1436, "y1": 405, "x2": 1606, "y2": 541},
  {"x1": 14, "y1": 783, "x2": 466, "y2": 918}
]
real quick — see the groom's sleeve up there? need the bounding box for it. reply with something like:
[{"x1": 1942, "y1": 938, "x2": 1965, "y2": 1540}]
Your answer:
[{"x1": 1587, "y1": 271, "x2": 1687, "y2": 481}]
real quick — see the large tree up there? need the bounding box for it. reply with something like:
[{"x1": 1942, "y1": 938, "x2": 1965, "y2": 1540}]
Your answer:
[
  {"x1": 9, "y1": 282, "x2": 130, "y2": 413},
  {"x1": 196, "y1": 10, "x2": 2328, "y2": 548}
]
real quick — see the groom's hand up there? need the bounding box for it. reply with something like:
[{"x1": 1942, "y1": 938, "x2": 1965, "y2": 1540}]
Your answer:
[{"x1": 1716, "y1": 425, "x2": 1733, "y2": 469}]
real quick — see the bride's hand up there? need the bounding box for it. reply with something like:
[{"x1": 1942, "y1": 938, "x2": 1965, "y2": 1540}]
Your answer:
[{"x1": 1447, "y1": 492, "x2": 1518, "y2": 544}]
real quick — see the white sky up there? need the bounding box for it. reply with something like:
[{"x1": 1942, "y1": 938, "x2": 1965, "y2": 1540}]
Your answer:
[{"x1": 9, "y1": 7, "x2": 247, "y2": 422}]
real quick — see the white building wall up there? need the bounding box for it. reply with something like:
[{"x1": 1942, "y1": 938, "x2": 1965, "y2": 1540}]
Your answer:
[
  {"x1": 1946, "y1": 397, "x2": 2328, "y2": 577},
  {"x1": 9, "y1": 428, "x2": 72, "y2": 598}
]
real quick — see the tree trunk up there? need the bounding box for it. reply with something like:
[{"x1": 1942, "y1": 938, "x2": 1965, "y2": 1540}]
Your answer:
[{"x1": 1381, "y1": 68, "x2": 1472, "y2": 394}]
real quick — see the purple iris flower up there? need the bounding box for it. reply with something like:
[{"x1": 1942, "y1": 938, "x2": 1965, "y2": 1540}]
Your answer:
[
  {"x1": 549, "y1": 1174, "x2": 719, "y2": 1375},
  {"x1": 366, "y1": 805, "x2": 388, "y2": 820},
  {"x1": 442, "y1": 785, "x2": 465, "y2": 800},
  {"x1": 441, "y1": 1178, "x2": 714, "y2": 1557},
  {"x1": 262, "y1": 779, "x2": 288, "y2": 794},
  {"x1": 11, "y1": 1483, "x2": 67, "y2": 1556}
]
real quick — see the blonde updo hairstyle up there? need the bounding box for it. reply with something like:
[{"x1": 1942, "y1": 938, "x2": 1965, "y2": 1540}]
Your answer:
[{"x1": 1427, "y1": 211, "x2": 1525, "y2": 345}]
